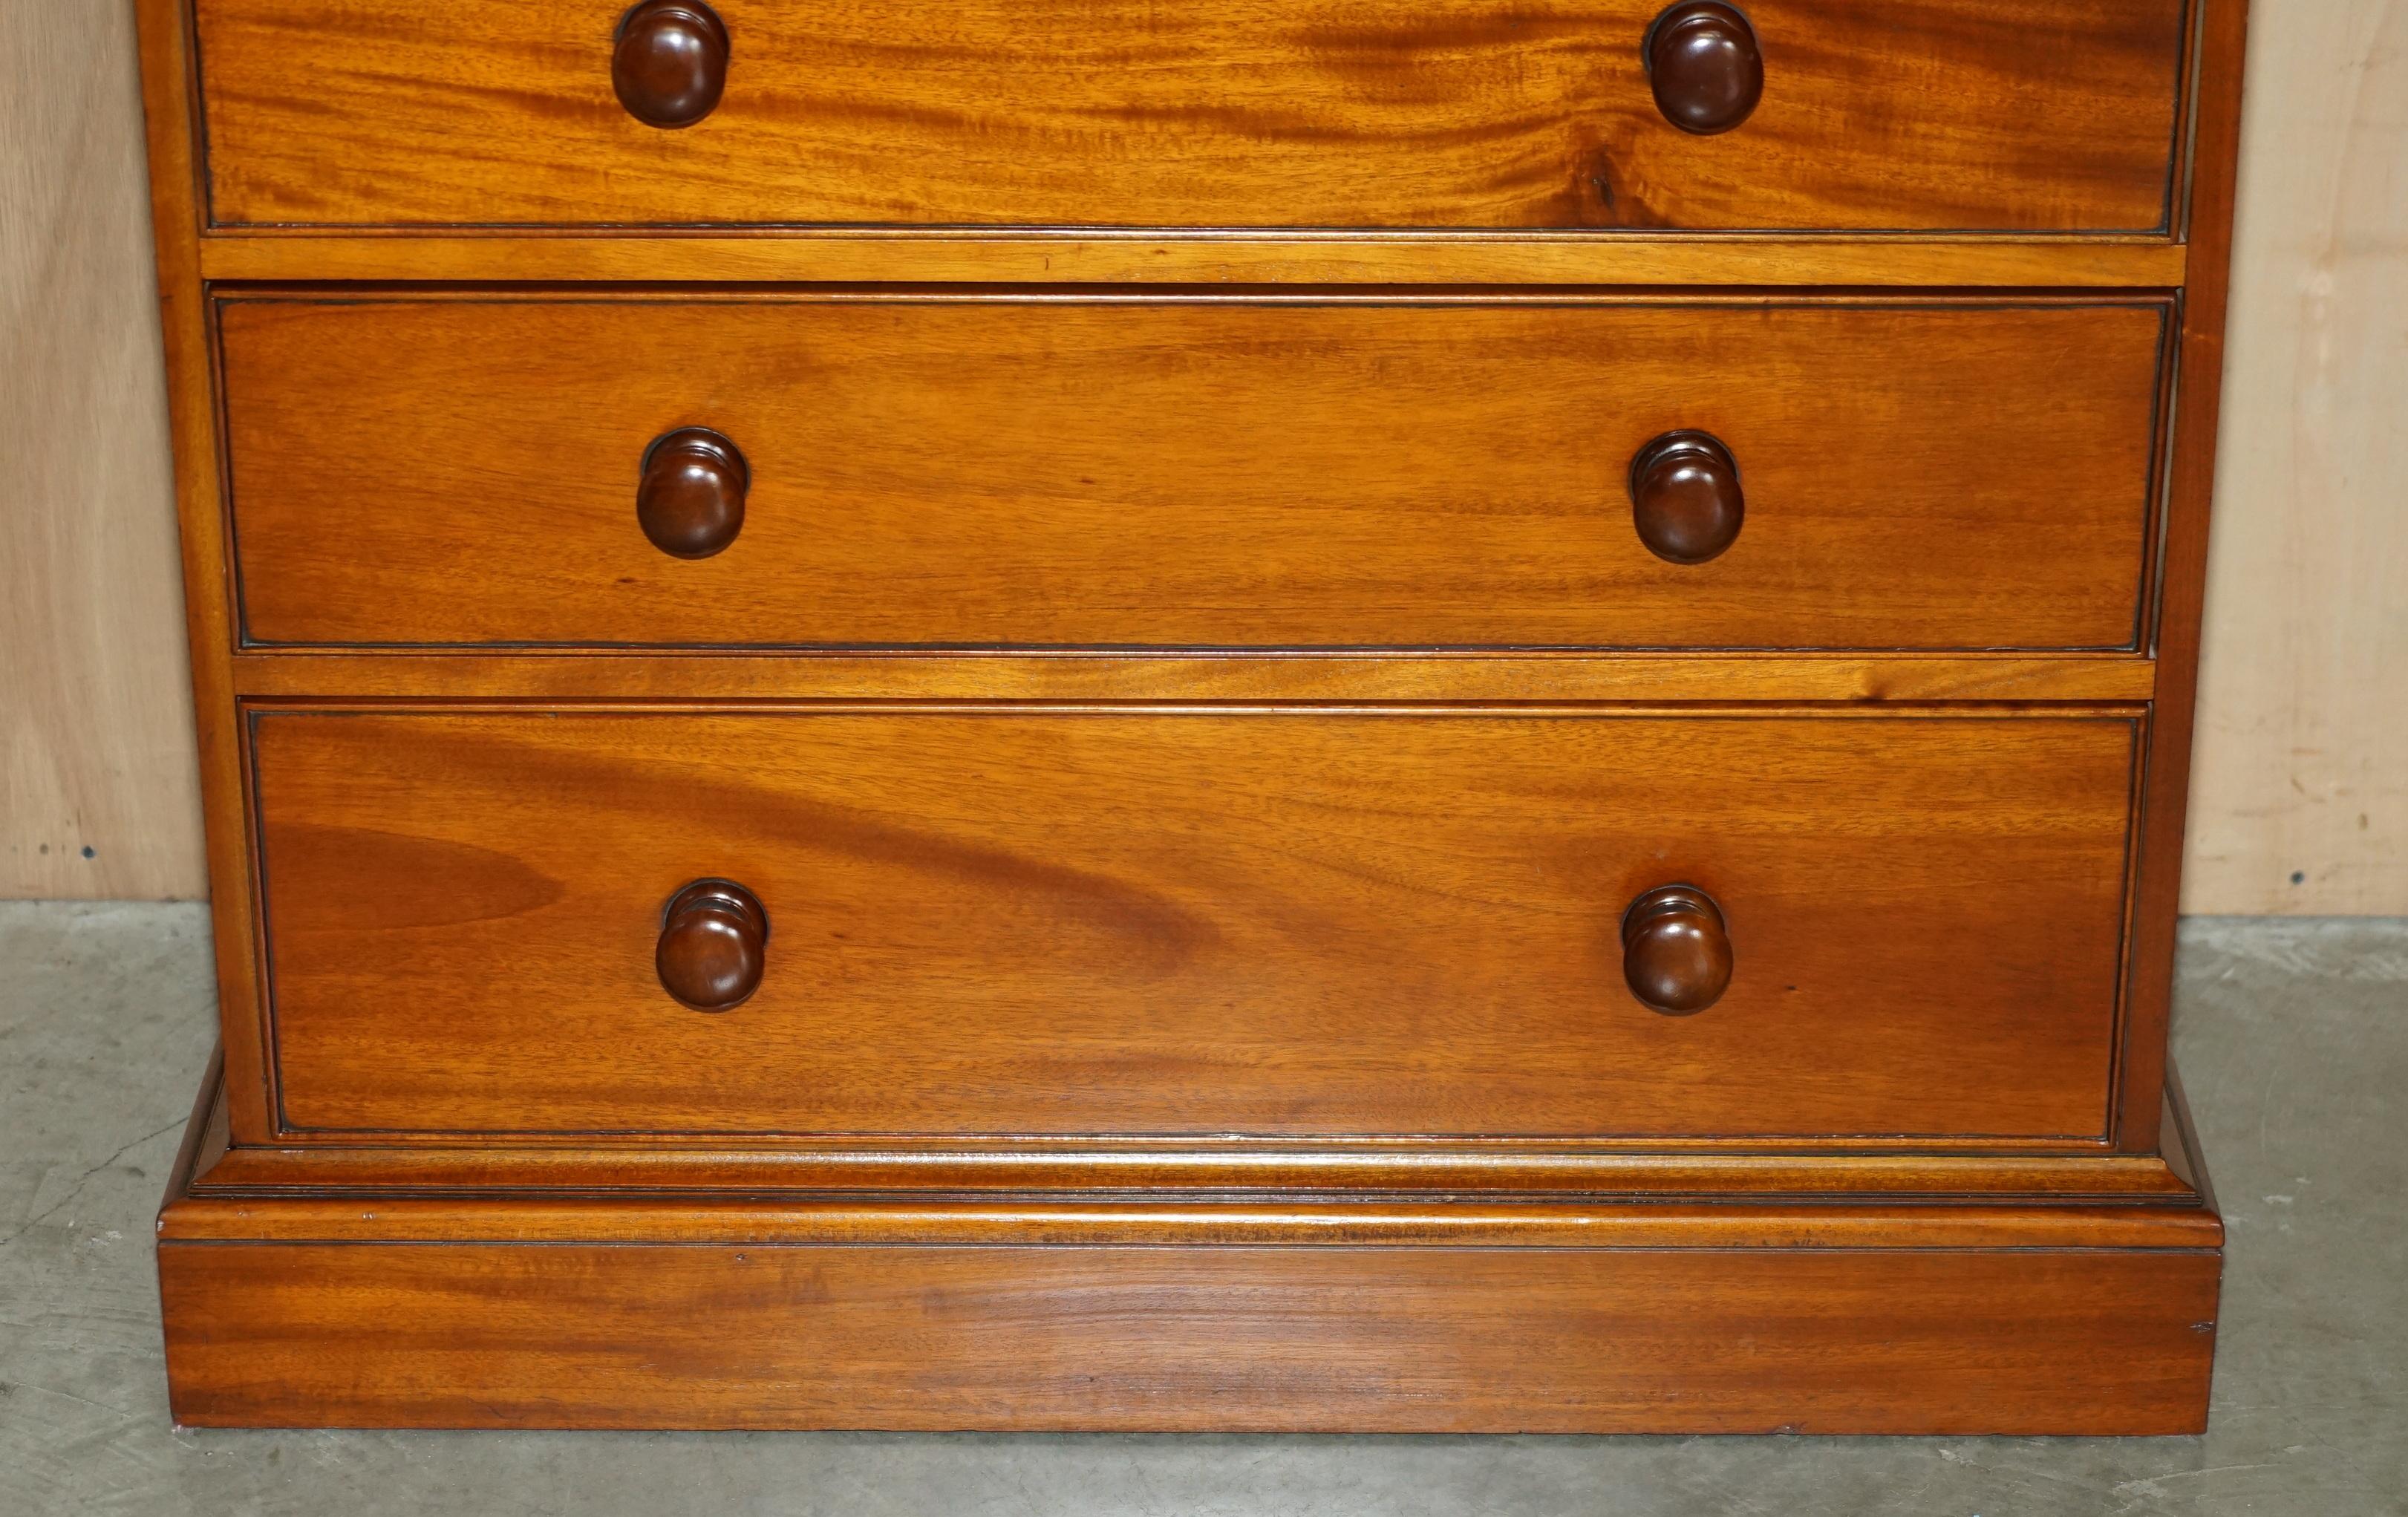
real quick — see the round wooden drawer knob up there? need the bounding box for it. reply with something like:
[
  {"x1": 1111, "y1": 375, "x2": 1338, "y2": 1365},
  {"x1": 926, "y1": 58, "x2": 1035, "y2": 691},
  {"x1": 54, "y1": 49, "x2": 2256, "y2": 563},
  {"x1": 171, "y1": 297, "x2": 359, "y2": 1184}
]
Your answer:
[
  {"x1": 1622, "y1": 884, "x2": 1732, "y2": 1015},
  {"x1": 1645, "y1": 1, "x2": 1764, "y2": 135},
  {"x1": 1628, "y1": 429, "x2": 1744, "y2": 564},
  {"x1": 657, "y1": 878, "x2": 769, "y2": 1011},
  {"x1": 613, "y1": 0, "x2": 730, "y2": 129},
  {"x1": 636, "y1": 426, "x2": 748, "y2": 559}
]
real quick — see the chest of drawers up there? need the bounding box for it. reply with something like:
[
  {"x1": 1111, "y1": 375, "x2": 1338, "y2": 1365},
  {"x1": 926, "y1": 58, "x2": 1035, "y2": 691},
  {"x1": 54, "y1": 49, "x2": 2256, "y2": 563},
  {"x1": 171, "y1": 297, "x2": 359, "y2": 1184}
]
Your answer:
[{"x1": 142, "y1": 0, "x2": 2244, "y2": 1432}]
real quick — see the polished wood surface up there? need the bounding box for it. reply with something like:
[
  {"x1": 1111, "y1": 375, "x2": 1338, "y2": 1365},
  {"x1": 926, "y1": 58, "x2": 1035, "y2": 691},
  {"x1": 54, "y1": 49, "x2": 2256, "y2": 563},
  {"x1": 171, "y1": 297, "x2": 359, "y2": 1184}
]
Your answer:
[
  {"x1": 157, "y1": 1230, "x2": 2218, "y2": 1432},
  {"x1": 155, "y1": 1057, "x2": 2221, "y2": 1432},
  {"x1": 654, "y1": 878, "x2": 770, "y2": 1010},
  {"x1": 193, "y1": 1140, "x2": 2208, "y2": 1198},
  {"x1": 174, "y1": 1056, "x2": 2220, "y2": 1201},
  {"x1": 224, "y1": 650, "x2": 2159, "y2": 703},
  {"x1": 2113, "y1": 0, "x2": 2251, "y2": 1152},
  {"x1": 163, "y1": 1159, "x2": 2225, "y2": 1247},
  {"x1": 131, "y1": 0, "x2": 2254, "y2": 1435},
  {"x1": 634, "y1": 425, "x2": 749, "y2": 559},
  {"x1": 192, "y1": 234, "x2": 2192, "y2": 288},
  {"x1": 221, "y1": 295, "x2": 2167, "y2": 650},
  {"x1": 189, "y1": 0, "x2": 2186, "y2": 229},
  {"x1": 1645, "y1": 1, "x2": 1763, "y2": 135},
  {"x1": 251, "y1": 708, "x2": 2136, "y2": 1138},
  {"x1": 173, "y1": 1047, "x2": 2220, "y2": 1201},
  {"x1": 1626, "y1": 429, "x2": 1745, "y2": 565},
  {"x1": 154, "y1": 1056, "x2": 2222, "y2": 1432},
  {"x1": 612, "y1": 0, "x2": 729, "y2": 128},
  {"x1": 1619, "y1": 884, "x2": 1732, "y2": 1014},
  {"x1": 158, "y1": 1060, "x2": 2223, "y2": 1236},
  {"x1": 135, "y1": 0, "x2": 283, "y2": 1143},
  {"x1": 98, "y1": 0, "x2": 2381, "y2": 923},
  {"x1": 163, "y1": 1199, "x2": 2222, "y2": 1250}
]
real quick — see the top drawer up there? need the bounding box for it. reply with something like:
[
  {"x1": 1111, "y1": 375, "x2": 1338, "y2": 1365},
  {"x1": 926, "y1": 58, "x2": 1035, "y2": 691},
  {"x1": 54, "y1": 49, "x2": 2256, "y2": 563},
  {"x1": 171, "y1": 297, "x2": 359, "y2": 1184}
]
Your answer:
[{"x1": 192, "y1": 0, "x2": 2189, "y2": 231}]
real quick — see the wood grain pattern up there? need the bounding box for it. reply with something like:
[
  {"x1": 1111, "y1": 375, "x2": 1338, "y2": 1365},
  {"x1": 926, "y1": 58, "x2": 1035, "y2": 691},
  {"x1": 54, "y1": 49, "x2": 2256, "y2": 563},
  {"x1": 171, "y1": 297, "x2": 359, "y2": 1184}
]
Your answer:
[
  {"x1": 250, "y1": 708, "x2": 2138, "y2": 1139},
  {"x1": 0, "y1": 0, "x2": 203, "y2": 898},
  {"x1": 156, "y1": 1197, "x2": 2224, "y2": 1250},
  {"x1": 134, "y1": 0, "x2": 282, "y2": 1140},
  {"x1": 2110, "y1": 0, "x2": 2250, "y2": 1152},
  {"x1": 192, "y1": 232, "x2": 2193, "y2": 287},
  {"x1": 156, "y1": 1237, "x2": 2219, "y2": 1432},
  {"x1": 152, "y1": 1057, "x2": 2221, "y2": 1431},
  {"x1": 157, "y1": 1069, "x2": 2224, "y2": 1240},
  {"x1": 2186, "y1": 0, "x2": 2408, "y2": 914},
  {"x1": 221, "y1": 295, "x2": 2168, "y2": 651},
  {"x1": 189, "y1": 0, "x2": 2186, "y2": 230},
  {"x1": 114, "y1": 0, "x2": 2257, "y2": 1436},
  {"x1": 190, "y1": 1142, "x2": 2203, "y2": 1196},
  {"x1": 68, "y1": 0, "x2": 2401, "y2": 930},
  {"x1": 173, "y1": 1056, "x2": 2215, "y2": 1193},
  {"x1": 224, "y1": 650, "x2": 2159, "y2": 702}
]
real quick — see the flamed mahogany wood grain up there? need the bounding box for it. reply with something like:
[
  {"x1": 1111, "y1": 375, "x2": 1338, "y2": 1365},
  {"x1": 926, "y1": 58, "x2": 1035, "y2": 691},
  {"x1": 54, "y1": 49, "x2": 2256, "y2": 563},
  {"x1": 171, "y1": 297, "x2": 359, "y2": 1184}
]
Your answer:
[
  {"x1": 156, "y1": 1239, "x2": 2217, "y2": 1432},
  {"x1": 189, "y1": 0, "x2": 2185, "y2": 230},
  {"x1": 2113, "y1": 0, "x2": 2249, "y2": 1155},
  {"x1": 152, "y1": 1058, "x2": 2222, "y2": 1431},
  {"x1": 224, "y1": 650, "x2": 2161, "y2": 703},
  {"x1": 191, "y1": 1144, "x2": 2205, "y2": 1197},
  {"x1": 172, "y1": 1057, "x2": 2216, "y2": 1196},
  {"x1": 191, "y1": 234, "x2": 2193, "y2": 288},
  {"x1": 173, "y1": 1040, "x2": 2212, "y2": 1198},
  {"x1": 134, "y1": 0, "x2": 2251, "y2": 1432},
  {"x1": 221, "y1": 296, "x2": 2167, "y2": 651},
  {"x1": 160, "y1": 1204, "x2": 2221, "y2": 1251},
  {"x1": 134, "y1": 0, "x2": 278, "y2": 1144},
  {"x1": 251, "y1": 708, "x2": 2136, "y2": 1139},
  {"x1": 166, "y1": 1098, "x2": 2225, "y2": 1240}
]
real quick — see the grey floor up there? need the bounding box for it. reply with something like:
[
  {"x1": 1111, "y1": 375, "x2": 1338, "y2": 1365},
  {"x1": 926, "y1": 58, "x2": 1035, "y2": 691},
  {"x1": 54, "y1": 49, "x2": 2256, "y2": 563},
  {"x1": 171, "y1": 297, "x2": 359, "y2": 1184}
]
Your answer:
[{"x1": 2, "y1": 904, "x2": 2403, "y2": 1515}]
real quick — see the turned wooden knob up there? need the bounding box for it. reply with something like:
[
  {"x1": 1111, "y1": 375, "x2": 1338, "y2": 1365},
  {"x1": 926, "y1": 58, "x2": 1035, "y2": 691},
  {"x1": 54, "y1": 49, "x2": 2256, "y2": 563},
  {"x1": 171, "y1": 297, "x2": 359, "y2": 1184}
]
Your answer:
[
  {"x1": 613, "y1": 0, "x2": 730, "y2": 128},
  {"x1": 636, "y1": 426, "x2": 748, "y2": 558},
  {"x1": 1622, "y1": 884, "x2": 1732, "y2": 1015},
  {"x1": 1628, "y1": 430, "x2": 1744, "y2": 564},
  {"x1": 1645, "y1": 1, "x2": 1763, "y2": 135},
  {"x1": 657, "y1": 879, "x2": 769, "y2": 1011}
]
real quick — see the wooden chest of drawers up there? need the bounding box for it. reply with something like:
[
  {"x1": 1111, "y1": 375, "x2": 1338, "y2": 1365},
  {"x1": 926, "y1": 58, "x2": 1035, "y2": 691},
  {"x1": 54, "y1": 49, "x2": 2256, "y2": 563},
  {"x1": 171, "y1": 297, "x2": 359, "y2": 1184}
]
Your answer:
[{"x1": 141, "y1": 0, "x2": 2245, "y2": 1432}]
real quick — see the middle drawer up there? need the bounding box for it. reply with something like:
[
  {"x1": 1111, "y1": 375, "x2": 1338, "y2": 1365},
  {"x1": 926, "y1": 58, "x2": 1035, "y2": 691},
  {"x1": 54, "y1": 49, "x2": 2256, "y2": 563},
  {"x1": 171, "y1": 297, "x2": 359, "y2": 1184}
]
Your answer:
[{"x1": 221, "y1": 293, "x2": 2167, "y2": 651}]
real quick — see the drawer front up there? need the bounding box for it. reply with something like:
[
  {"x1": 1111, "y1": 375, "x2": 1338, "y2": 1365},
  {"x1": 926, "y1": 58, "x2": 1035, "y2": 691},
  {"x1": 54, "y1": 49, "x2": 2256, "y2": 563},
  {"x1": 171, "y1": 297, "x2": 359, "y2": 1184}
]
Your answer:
[
  {"x1": 255, "y1": 709, "x2": 2135, "y2": 1139},
  {"x1": 223, "y1": 296, "x2": 2165, "y2": 650},
  {"x1": 193, "y1": 0, "x2": 2186, "y2": 230}
]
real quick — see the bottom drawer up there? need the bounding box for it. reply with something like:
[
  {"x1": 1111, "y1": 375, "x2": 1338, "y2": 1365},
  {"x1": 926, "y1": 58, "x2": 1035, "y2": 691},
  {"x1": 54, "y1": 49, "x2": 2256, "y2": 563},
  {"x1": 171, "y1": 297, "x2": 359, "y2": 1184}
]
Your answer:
[{"x1": 252, "y1": 708, "x2": 2136, "y2": 1140}]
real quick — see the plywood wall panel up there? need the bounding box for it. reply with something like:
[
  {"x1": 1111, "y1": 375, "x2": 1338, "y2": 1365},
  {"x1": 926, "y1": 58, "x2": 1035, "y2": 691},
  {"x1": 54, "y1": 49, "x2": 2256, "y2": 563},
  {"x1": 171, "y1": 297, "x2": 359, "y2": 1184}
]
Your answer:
[
  {"x1": 0, "y1": 0, "x2": 205, "y2": 899},
  {"x1": 2184, "y1": 0, "x2": 2408, "y2": 916}
]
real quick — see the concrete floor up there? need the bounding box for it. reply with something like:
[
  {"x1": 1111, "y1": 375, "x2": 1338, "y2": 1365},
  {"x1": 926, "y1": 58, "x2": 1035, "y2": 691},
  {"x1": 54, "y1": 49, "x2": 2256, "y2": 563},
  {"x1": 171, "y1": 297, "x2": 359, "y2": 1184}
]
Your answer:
[{"x1": 1, "y1": 904, "x2": 2402, "y2": 1515}]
